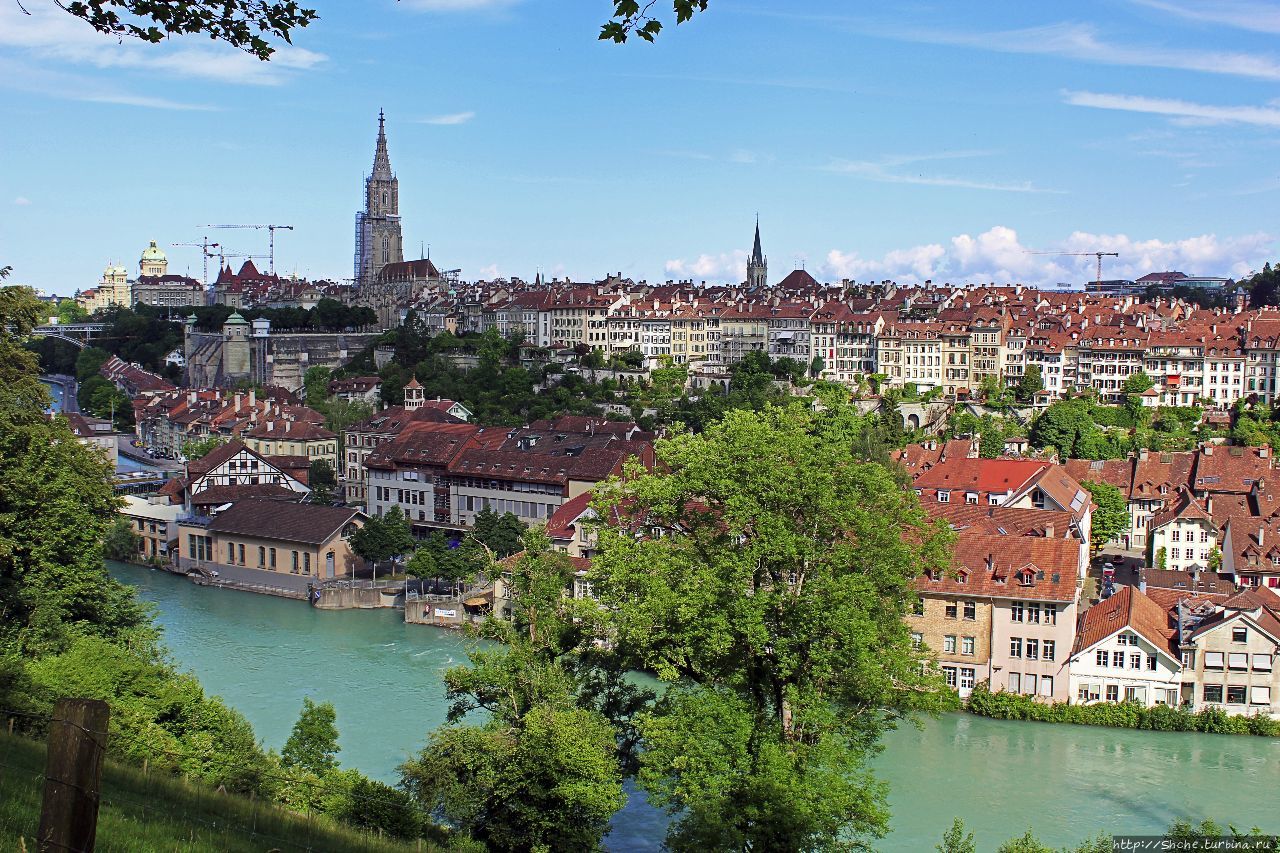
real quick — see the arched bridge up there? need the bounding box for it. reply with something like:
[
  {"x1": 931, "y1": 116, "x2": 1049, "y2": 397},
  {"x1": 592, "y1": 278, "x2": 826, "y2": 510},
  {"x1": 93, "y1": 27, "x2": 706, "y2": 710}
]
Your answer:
[{"x1": 31, "y1": 323, "x2": 106, "y2": 348}]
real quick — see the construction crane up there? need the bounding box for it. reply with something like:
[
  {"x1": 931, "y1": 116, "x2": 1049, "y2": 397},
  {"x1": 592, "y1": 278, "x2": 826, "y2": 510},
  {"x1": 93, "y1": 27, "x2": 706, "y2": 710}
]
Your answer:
[
  {"x1": 203, "y1": 224, "x2": 294, "y2": 276},
  {"x1": 216, "y1": 250, "x2": 269, "y2": 274},
  {"x1": 1025, "y1": 250, "x2": 1119, "y2": 285},
  {"x1": 172, "y1": 238, "x2": 221, "y2": 285}
]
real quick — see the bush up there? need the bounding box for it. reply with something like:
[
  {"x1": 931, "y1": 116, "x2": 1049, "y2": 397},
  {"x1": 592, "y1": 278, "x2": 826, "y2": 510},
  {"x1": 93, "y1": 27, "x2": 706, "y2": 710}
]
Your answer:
[{"x1": 966, "y1": 683, "x2": 1280, "y2": 737}]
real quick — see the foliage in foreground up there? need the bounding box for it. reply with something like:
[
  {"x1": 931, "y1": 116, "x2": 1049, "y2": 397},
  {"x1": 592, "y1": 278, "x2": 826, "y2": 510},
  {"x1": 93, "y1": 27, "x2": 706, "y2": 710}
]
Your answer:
[
  {"x1": 939, "y1": 817, "x2": 1270, "y2": 853},
  {"x1": 590, "y1": 401, "x2": 956, "y2": 850},
  {"x1": 967, "y1": 683, "x2": 1280, "y2": 736}
]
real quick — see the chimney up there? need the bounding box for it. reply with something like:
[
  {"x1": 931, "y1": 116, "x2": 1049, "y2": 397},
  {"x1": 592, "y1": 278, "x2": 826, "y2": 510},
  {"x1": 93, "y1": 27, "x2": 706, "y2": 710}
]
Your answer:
[
  {"x1": 1139, "y1": 579, "x2": 1147, "y2": 593},
  {"x1": 1139, "y1": 448, "x2": 1149, "y2": 461},
  {"x1": 1261, "y1": 447, "x2": 1270, "y2": 459},
  {"x1": 1044, "y1": 522, "x2": 1055, "y2": 538},
  {"x1": 267, "y1": 420, "x2": 274, "y2": 432},
  {"x1": 1259, "y1": 526, "x2": 1265, "y2": 547},
  {"x1": 234, "y1": 392, "x2": 242, "y2": 410},
  {"x1": 249, "y1": 388, "x2": 256, "y2": 408},
  {"x1": 1206, "y1": 494, "x2": 1214, "y2": 515},
  {"x1": 1203, "y1": 445, "x2": 1213, "y2": 456},
  {"x1": 188, "y1": 391, "x2": 197, "y2": 405}
]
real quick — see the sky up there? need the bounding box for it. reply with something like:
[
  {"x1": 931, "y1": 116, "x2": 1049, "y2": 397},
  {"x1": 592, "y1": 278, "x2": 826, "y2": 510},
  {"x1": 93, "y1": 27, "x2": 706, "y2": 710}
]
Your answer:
[{"x1": 2, "y1": 0, "x2": 1279, "y2": 296}]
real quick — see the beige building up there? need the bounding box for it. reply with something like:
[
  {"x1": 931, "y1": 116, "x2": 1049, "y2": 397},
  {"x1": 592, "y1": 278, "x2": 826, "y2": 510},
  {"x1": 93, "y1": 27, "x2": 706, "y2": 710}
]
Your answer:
[
  {"x1": 244, "y1": 418, "x2": 338, "y2": 468},
  {"x1": 1180, "y1": 590, "x2": 1280, "y2": 717},
  {"x1": 120, "y1": 495, "x2": 182, "y2": 561},
  {"x1": 177, "y1": 499, "x2": 365, "y2": 592}
]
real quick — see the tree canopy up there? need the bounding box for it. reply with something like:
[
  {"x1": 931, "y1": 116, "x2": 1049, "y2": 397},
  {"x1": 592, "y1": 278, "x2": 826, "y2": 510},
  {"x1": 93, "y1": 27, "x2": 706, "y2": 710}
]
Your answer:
[
  {"x1": 590, "y1": 401, "x2": 954, "y2": 849},
  {"x1": 1081, "y1": 480, "x2": 1129, "y2": 552}
]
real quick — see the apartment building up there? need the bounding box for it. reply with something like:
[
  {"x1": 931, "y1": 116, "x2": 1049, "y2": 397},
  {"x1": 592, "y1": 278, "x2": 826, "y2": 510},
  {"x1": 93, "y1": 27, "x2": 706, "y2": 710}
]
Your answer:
[{"x1": 1068, "y1": 585, "x2": 1184, "y2": 707}]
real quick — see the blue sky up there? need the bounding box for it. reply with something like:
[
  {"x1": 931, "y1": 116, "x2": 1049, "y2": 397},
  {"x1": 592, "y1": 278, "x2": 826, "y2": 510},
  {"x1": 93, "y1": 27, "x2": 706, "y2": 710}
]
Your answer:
[{"x1": 2, "y1": 0, "x2": 1278, "y2": 296}]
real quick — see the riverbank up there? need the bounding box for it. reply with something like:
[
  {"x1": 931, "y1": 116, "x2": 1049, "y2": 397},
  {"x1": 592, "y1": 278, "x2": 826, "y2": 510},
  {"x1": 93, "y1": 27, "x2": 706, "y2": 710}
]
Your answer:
[{"x1": 108, "y1": 561, "x2": 1280, "y2": 851}]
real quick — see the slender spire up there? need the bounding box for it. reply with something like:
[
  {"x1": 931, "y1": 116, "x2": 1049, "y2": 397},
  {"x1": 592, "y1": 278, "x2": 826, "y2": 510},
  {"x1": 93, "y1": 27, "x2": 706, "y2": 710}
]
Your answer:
[
  {"x1": 372, "y1": 109, "x2": 393, "y2": 179},
  {"x1": 751, "y1": 215, "x2": 764, "y2": 263}
]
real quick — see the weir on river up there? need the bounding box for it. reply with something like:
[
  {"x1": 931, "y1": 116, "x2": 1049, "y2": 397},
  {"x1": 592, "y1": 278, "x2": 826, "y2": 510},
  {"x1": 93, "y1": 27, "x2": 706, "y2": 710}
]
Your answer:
[{"x1": 108, "y1": 562, "x2": 1279, "y2": 850}]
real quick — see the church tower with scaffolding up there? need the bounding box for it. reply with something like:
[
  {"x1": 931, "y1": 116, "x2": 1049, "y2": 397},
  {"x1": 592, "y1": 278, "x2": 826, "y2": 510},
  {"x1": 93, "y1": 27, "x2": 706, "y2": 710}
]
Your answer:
[{"x1": 354, "y1": 110, "x2": 404, "y2": 287}]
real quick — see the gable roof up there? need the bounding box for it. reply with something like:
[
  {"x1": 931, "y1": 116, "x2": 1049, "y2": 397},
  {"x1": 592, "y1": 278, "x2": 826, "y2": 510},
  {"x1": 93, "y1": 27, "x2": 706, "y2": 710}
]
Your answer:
[
  {"x1": 1071, "y1": 585, "x2": 1177, "y2": 658},
  {"x1": 206, "y1": 500, "x2": 362, "y2": 545}
]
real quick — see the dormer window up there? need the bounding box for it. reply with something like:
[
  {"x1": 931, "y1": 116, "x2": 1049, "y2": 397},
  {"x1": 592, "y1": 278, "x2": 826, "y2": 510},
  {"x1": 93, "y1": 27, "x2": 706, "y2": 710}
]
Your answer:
[{"x1": 1019, "y1": 571, "x2": 1034, "y2": 587}]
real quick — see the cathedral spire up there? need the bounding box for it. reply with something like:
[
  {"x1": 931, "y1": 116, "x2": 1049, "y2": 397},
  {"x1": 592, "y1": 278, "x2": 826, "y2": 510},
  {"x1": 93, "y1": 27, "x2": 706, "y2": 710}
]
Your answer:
[
  {"x1": 747, "y1": 216, "x2": 767, "y2": 288},
  {"x1": 372, "y1": 109, "x2": 393, "y2": 179}
]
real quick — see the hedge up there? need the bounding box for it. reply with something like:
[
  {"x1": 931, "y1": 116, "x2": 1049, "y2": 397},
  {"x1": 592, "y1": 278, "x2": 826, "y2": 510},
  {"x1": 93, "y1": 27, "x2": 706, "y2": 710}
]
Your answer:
[{"x1": 965, "y1": 682, "x2": 1280, "y2": 737}]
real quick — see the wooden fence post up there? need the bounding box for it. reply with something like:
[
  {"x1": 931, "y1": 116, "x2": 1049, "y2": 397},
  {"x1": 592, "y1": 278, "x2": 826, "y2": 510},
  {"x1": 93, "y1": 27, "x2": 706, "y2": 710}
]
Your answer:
[{"x1": 38, "y1": 698, "x2": 110, "y2": 853}]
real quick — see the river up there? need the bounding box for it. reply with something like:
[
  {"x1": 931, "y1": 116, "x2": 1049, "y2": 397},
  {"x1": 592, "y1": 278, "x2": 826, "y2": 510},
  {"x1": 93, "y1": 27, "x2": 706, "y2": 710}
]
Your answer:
[{"x1": 107, "y1": 562, "x2": 1280, "y2": 850}]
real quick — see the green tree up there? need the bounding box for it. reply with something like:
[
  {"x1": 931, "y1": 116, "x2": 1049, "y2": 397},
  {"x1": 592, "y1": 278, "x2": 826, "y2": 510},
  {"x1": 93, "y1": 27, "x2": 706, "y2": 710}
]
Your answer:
[
  {"x1": 472, "y1": 506, "x2": 524, "y2": 558},
  {"x1": 102, "y1": 517, "x2": 142, "y2": 562},
  {"x1": 282, "y1": 697, "x2": 340, "y2": 776},
  {"x1": 1029, "y1": 399, "x2": 1093, "y2": 459},
  {"x1": 182, "y1": 434, "x2": 226, "y2": 461},
  {"x1": 809, "y1": 354, "x2": 826, "y2": 379},
  {"x1": 308, "y1": 459, "x2": 338, "y2": 506},
  {"x1": 401, "y1": 530, "x2": 629, "y2": 851},
  {"x1": 938, "y1": 818, "x2": 977, "y2": 853},
  {"x1": 52, "y1": 0, "x2": 317, "y2": 60},
  {"x1": 303, "y1": 365, "x2": 332, "y2": 404},
  {"x1": 590, "y1": 402, "x2": 954, "y2": 850},
  {"x1": 75, "y1": 346, "x2": 111, "y2": 382},
  {"x1": 601, "y1": 0, "x2": 709, "y2": 42},
  {"x1": 335, "y1": 776, "x2": 421, "y2": 840},
  {"x1": 348, "y1": 506, "x2": 414, "y2": 578},
  {"x1": 1081, "y1": 481, "x2": 1128, "y2": 552},
  {"x1": 56, "y1": 298, "x2": 88, "y2": 325},
  {"x1": 1016, "y1": 365, "x2": 1043, "y2": 403},
  {"x1": 1121, "y1": 370, "x2": 1155, "y2": 396}
]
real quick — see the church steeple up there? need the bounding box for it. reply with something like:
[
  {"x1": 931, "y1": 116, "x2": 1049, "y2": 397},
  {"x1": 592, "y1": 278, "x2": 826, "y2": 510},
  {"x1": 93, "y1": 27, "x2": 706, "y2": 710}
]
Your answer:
[
  {"x1": 372, "y1": 108, "x2": 393, "y2": 180},
  {"x1": 747, "y1": 216, "x2": 767, "y2": 289}
]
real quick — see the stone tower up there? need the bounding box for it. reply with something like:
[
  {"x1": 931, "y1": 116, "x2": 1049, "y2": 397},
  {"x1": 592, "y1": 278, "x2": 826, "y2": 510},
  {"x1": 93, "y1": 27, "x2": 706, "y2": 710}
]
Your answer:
[
  {"x1": 354, "y1": 110, "x2": 404, "y2": 287},
  {"x1": 222, "y1": 311, "x2": 252, "y2": 381},
  {"x1": 747, "y1": 218, "x2": 767, "y2": 289},
  {"x1": 404, "y1": 376, "x2": 424, "y2": 411}
]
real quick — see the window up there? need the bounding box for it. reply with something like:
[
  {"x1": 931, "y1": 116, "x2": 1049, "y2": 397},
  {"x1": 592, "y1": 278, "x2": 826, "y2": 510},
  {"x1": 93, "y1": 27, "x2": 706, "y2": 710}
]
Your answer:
[
  {"x1": 1181, "y1": 650, "x2": 1195, "y2": 668},
  {"x1": 1171, "y1": 529, "x2": 1181, "y2": 542},
  {"x1": 1171, "y1": 548, "x2": 1180, "y2": 560},
  {"x1": 1226, "y1": 686, "x2": 1247, "y2": 705},
  {"x1": 270, "y1": 548, "x2": 277, "y2": 569},
  {"x1": 1011, "y1": 638, "x2": 1023, "y2": 658},
  {"x1": 303, "y1": 553, "x2": 311, "y2": 575},
  {"x1": 1113, "y1": 651, "x2": 1125, "y2": 668},
  {"x1": 1025, "y1": 639, "x2": 1039, "y2": 660},
  {"x1": 1147, "y1": 654, "x2": 1157, "y2": 671},
  {"x1": 1251, "y1": 686, "x2": 1271, "y2": 705},
  {"x1": 1040, "y1": 675, "x2": 1054, "y2": 698},
  {"x1": 1204, "y1": 652, "x2": 1225, "y2": 670},
  {"x1": 291, "y1": 551, "x2": 299, "y2": 574},
  {"x1": 1043, "y1": 640, "x2": 1056, "y2": 661},
  {"x1": 959, "y1": 668, "x2": 976, "y2": 690},
  {"x1": 1106, "y1": 685, "x2": 1119, "y2": 702},
  {"x1": 1011, "y1": 602, "x2": 1024, "y2": 622},
  {"x1": 1027, "y1": 603, "x2": 1041, "y2": 623},
  {"x1": 942, "y1": 666, "x2": 958, "y2": 688},
  {"x1": 226, "y1": 542, "x2": 234, "y2": 563},
  {"x1": 1203, "y1": 684, "x2": 1223, "y2": 703},
  {"x1": 911, "y1": 598, "x2": 924, "y2": 616},
  {"x1": 1253, "y1": 654, "x2": 1273, "y2": 672},
  {"x1": 238, "y1": 543, "x2": 245, "y2": 565},
  {"x1": 1130, "y1": 653, "x2": 1143, "y2": 670},
  {"x1": 965, "y1": 492, "x2": 978, "y2": 505},
  {"x1": 945, "y1": 602, "x2": 958, "y2": 619},
  {"x1": 961, "y1": 636, "x2": 975, "y2": 656},
  {"x1": 1228, "y1": 653, "x2": 1249, "y2": 671},
  {"x1": 1024, "y1": 673, "x2": 1037, "y2": 694},
  {"x1": 1232, "y1": 627, "x2": 1248, "y2": 643},
  {"x1": 938, "y1": 490, "x2": 950, "y2": 503},
  {"x1": 944, "y1": 635, "x2": 957, "y2": 653},
  {"x1": 1042, "y1": 605, "x2": 1056, "y2": 625},
  {"x1": 1096, "y1": 649, "x2": 1109, "y2": 667},
  {"x1": 963, "y1": 601, "x2": 976, "y2": 620},
  {"x1": 258, "y1": 546, "x2": 266, "y2": 567},
  {"x1": 1124, "y1": 685, "x2": 1146, "y2": 703},
  {"x1": 1009, "y1": 672, "x2": 1021, "y2": 693},
  {"x1": 910, "y1": 632, "x2": 923, "y2": 650}
]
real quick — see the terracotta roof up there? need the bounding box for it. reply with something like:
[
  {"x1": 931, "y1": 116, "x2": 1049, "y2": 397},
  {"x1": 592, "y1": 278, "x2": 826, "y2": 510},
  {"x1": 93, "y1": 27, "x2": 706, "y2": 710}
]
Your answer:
[
  {"x1": 206, "y1": 499, "x2": 361, "y2": 545},
  {"x1": 1193, "y1": 446, "x2": 1273, "y2": 494},
  {"x1": 914, "y1": 533, "x2": 1080, "y2": 602},
  {"x1": 191, "y1": 484, "x2": 304, "y2": 507},
  {"x1": 1072, "y1": 585, "x2": 1177, "y2": 657},
  {"x1": 915, "y1": 458, "x2": 1051, "y2": 495}
]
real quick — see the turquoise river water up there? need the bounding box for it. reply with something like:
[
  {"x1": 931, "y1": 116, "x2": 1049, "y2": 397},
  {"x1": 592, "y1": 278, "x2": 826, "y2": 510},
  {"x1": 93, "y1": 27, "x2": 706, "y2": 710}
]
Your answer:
[{"x1": 108, "y1": 562, "x2": 1279, "y2": 850}]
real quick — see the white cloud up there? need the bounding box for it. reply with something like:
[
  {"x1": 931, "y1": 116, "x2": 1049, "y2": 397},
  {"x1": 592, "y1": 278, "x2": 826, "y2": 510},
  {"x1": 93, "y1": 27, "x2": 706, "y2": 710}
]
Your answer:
[
  {"x1": 0, "y1": 3, "x2": 325, "y2": 86},
  {"x1": 664, "y1": 250, "x2": 749, "y2": 281},
  {"x1": 13, "y1": 196, "x2": 31, "y2": 206},
  {"x1": 476, "y1": 264, "x2": 500, "y2": 279},
  {"x1": 0, "y1": 56, "x2": 220, "y2": 110},
  {"x1": 419, "y1": 111, "x2": 476, "y2": 125},
  {"x1": 1131, "y1": 0, "x2": 1280, "y2": 35},
  {"x1": 884, "y1": 21, "x2": 1280, "y2": 81},
  {"x1": 825, "y1": 152, "x2": 1060, "y2": 194},
  {"x1": 817, "y1": 226, "x2": 1275, "y2": 286},
  {"x1": 1063, "y1": 90, "x2": 1280, "y2": 128}
]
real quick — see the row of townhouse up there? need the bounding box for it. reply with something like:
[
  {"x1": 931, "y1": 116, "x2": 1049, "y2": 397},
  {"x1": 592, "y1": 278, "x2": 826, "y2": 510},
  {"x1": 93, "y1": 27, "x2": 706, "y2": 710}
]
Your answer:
[
  {"x1": 386, "y1": 271, "x2": 1280, "y2": 406},
  {"x1": 350, "y1": 412, "x2": 653, "y2": 533},
  {"x1": 539, "y1": 447, "x2": 1280, "y2": 717},
  {"x1": 131, "y1": 386, "x2": 336, "y2": 464}
]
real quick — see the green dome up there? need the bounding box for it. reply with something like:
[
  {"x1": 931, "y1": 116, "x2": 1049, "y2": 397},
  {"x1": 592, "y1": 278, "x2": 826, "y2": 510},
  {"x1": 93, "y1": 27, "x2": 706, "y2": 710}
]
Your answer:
[
  {"x1": 141, "y1": 240, "x2": 167, "y2": 262},
  {"x1": 224, "y1": 311, "x2": 249, "y2": 326}
]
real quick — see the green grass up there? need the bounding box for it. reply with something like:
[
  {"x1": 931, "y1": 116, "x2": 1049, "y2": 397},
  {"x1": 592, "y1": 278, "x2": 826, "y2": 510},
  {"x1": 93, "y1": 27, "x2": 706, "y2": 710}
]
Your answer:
[{"x1": 0, "y1": 731, "x2": 431, "y2": 852}]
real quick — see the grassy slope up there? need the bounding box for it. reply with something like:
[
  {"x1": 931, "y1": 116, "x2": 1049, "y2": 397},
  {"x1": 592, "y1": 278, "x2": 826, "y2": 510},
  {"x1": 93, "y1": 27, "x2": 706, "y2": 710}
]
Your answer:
[{"x1": 0, "y1": 732, "x2": 428, "y2": 852}]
